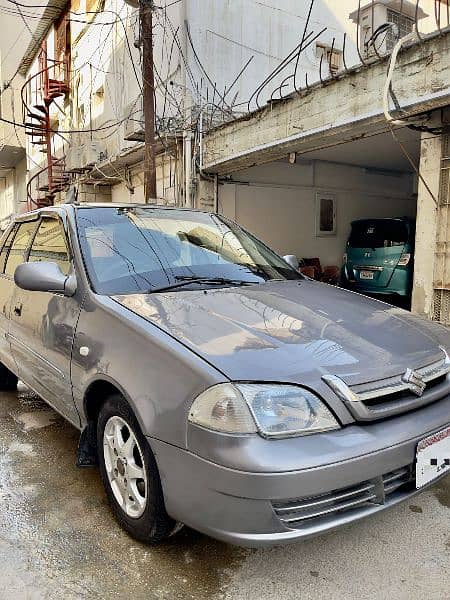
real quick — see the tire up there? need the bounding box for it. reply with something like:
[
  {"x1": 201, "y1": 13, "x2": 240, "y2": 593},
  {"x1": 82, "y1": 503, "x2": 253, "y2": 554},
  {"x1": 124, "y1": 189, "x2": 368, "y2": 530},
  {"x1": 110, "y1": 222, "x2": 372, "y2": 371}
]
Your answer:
[
  {"x1": 0, "y1": 363, "x2": 18, "y2": 391},
  {"x1": 97, "y1": 393, "x2": 177, "y2": 544}
]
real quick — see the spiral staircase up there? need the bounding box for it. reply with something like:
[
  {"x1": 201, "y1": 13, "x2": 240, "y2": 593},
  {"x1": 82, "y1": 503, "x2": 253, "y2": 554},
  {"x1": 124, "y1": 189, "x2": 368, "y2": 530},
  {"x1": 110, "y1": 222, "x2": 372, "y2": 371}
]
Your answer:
[{"x1": 22, "y1": 43, "x2": 71, "y2": 210}]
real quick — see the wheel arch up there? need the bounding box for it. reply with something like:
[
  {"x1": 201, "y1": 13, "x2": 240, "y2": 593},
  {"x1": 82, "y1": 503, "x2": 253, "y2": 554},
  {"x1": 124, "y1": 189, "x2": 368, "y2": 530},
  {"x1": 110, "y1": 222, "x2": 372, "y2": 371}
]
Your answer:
[
  {"x1": 78, "y1": 376, "x2": 145, "y2": 468},
  {"x1": 83, "y1": 376, "x2": 139, "y2": 428}
]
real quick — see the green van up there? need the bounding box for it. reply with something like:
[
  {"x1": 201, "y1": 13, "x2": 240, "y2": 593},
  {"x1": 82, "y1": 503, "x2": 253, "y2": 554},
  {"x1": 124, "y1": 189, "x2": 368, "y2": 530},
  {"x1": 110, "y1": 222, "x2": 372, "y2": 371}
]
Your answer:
[{"x1": 341, "y1": 217, "x2": 415, "y2": 299}]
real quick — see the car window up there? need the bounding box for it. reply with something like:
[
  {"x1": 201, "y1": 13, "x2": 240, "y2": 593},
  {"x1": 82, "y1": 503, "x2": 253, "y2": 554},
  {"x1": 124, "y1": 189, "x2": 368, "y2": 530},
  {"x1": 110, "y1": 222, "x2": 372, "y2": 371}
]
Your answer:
[
  {"x1": 28, "y1": 217, "x2": 70, "y2": 276},
  {"x1": 0, "y1": 226, "x2": 17, "y2": 273},
  {"x1": 348, "y1": 220, "x2": 409, "y2": 249},
  {"x1": 5, "y1": 221, "x2": 38, "y2": 277}
]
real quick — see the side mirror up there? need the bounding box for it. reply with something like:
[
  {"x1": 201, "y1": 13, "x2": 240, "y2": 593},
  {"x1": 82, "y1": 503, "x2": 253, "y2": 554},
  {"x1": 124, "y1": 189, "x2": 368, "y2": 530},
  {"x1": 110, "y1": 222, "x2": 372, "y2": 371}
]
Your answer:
[
  {"x1": 14, "y1": 262, "x2": 77, "y2": 297},
  {"x1": 283, "y1": 254, "x2": 299, "y2": 270}
]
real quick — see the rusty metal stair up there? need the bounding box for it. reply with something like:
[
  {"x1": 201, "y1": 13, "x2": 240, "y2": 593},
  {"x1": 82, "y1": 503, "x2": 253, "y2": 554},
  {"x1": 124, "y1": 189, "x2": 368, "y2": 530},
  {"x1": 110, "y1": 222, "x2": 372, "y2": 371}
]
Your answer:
[{"x1": 22, "y1": 41, "x2": 71, "y2": 210}]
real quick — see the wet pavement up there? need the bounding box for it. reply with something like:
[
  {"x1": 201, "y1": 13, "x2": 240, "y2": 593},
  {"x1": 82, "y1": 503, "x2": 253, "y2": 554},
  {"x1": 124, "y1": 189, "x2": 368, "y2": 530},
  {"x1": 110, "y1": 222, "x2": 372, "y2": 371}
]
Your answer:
[{"x1": 0, "y1": 387, "x2": 449, "y2": 600}]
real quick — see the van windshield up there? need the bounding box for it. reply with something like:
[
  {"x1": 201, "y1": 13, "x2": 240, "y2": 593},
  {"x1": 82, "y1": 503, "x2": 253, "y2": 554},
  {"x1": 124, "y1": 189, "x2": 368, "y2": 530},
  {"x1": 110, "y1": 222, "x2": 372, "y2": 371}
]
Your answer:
[
  {"x1": 348, "y1": 220, "x2": 409, "y2": 249},
  {"x1": 76, "y1": 207, "x2": 302, "y2": 295}
]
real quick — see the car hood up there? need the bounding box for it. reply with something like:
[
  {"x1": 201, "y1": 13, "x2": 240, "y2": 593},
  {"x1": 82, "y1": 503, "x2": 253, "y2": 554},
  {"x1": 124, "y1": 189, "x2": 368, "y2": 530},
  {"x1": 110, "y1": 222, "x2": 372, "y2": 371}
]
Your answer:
[{"x1": 113, "y1": 281, "x2": 449, "y2": 386}]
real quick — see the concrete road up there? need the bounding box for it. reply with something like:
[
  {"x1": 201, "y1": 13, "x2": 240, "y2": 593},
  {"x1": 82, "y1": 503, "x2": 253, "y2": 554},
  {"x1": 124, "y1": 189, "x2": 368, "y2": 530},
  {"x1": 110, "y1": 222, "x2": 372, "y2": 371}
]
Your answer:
[{"x1": 0, "y1": 387, "x2": 449, "y2": 600}]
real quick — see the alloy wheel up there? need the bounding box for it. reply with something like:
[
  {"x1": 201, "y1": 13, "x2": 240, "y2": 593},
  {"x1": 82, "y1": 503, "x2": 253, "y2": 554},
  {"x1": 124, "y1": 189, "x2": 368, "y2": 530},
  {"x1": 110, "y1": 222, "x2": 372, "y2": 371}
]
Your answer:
[{"x1": 103, "y1": 416, "x2": 148, "y2": 518}]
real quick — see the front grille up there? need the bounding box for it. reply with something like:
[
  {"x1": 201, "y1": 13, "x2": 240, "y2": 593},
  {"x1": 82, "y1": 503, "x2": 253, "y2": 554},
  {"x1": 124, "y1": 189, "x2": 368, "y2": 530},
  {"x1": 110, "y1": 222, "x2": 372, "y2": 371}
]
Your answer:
[
  {"x1": 323, "y1": 354, "x2": 450, "y2": 421},
  {"x1": 358, "y1": 374, "x2": 450, "y2": 419},
  {"x1": 272, "y1": 465, "x2": 413, "y2": 529},
  {"x1": 363, "y1": 375, "x2": 447, "y2": 408}
]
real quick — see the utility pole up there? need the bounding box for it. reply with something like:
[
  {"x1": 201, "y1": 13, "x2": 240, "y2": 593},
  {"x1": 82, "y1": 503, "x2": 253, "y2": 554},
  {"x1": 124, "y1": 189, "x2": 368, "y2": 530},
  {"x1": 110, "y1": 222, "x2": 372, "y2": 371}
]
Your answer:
[{"x1": 140, "y1": 0, "x2": 157, "y2": 202}]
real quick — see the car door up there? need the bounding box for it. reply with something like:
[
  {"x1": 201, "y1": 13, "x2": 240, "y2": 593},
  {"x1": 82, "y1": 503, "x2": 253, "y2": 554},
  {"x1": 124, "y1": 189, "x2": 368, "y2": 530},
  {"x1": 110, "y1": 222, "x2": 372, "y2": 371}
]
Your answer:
[
  {"x1": 0, "y1": 224, "x2": 20, "y2": 374},
  {"x1": 4, "y1": 219, "x2": 39, "y2": 374},
  {"x1": 9, "y1": 215, "x2": 81, "y2": 426}
]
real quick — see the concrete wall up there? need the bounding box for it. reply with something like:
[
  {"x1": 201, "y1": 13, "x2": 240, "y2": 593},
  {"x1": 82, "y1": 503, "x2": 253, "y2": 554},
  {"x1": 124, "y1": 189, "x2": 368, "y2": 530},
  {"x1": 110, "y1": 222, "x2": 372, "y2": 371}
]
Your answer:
[
  {"x1": 185, "y1": 0, "x2": 359, "y2": 111},
  {"x1": 185, "y1": 0, "x2": 440, "y2": 112},
  {"x1": 0, "y1": 10, "x2": 31, "y2": 148},
  {"x1": 203, "y1": 30, "x2": 450, "y2": 174},
  {"x1": 411, "y1": 131, "x2": 441, "y2": 318},
  {"x1": 109, "y1": 152, "x2": 182, "y2": 204},
  {"x1": 0, "y1": 11, "x2": 30, "y2": 220},
  {"x1": 218, "y1": 160, "x2": 416, "y2": 265}
]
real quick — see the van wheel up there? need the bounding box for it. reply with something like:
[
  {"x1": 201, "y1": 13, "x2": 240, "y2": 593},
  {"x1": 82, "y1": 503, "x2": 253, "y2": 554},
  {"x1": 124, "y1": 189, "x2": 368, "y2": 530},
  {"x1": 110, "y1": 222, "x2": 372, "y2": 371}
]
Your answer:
[
  {"x1": 97, "y1": 394, "x2": 180, "y2": 544},
  {"x1": 0, "y1": 363, "x2": 18, "y2": 391}
]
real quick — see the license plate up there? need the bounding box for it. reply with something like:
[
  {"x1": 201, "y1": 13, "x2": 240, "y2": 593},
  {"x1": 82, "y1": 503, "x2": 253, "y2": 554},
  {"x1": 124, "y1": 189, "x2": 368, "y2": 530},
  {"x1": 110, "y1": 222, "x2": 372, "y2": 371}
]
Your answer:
[
  {"x1": 416, "y1": 426, "x2": 450, "y2": 488},
  {"x1": 359, "y1": 270, "x2": 374, "y2": 280}
]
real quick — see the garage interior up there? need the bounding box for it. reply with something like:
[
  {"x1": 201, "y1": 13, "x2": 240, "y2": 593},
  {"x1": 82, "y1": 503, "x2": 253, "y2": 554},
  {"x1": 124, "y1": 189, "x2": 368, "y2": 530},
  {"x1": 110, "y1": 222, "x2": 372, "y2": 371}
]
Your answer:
[{"x1": 217, "y1": 127, "x2": 421, "y2": 302}]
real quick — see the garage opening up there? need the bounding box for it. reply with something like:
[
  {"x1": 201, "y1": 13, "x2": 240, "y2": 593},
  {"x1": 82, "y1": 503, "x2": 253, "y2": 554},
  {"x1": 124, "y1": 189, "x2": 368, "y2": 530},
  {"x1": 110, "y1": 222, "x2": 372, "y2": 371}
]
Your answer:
[{"x1": 217, "y1": 127, "x2": 420, "y2": 308}]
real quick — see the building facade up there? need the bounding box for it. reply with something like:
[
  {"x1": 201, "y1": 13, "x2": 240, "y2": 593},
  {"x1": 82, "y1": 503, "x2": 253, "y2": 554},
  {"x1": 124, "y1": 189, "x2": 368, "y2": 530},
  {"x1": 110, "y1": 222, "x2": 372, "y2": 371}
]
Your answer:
[
  {"x1": 14, "y1": 0, "x2": 441, "y2": 207},
  {"x1": 0, "y1": 8, "x2": 29, "y2": 228}
]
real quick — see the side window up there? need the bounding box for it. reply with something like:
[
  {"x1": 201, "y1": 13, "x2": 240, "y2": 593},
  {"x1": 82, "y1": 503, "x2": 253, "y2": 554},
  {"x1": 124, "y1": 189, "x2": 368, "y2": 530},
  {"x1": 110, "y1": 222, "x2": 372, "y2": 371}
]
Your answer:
[
  {"x1": 28, "y1": 218, "x2": 70, "y2": 276},
  {"x1": 0, "y1": 226, "x2": 17, "y2": 274},
  {"x1": 5, "y1": 221, "x2": 38, "y2": 277}
]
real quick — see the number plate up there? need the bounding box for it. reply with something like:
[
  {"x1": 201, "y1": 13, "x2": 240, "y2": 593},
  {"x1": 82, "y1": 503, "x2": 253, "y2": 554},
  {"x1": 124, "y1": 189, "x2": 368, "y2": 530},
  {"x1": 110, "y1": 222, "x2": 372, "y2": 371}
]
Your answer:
[
  {"x1": 416, "y1": 426, "x2": 450, "y2": 488},
  {"x1": 359, "y1": 270, "x2": 374, "y2": 280}
]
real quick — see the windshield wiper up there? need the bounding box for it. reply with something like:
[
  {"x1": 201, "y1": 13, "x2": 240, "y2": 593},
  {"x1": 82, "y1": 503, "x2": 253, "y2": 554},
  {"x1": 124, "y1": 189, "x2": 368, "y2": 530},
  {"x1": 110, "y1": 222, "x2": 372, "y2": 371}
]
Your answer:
[{"x1": 147, "y1": 276, "x2": 255, "y2": 294}]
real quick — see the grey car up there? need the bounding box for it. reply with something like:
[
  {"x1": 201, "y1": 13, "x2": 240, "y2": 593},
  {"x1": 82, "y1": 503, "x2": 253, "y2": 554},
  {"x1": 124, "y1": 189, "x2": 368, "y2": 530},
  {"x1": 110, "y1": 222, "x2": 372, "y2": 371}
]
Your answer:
[{"x1": 0, "y1": 204, "x2": 449, "y2": 548}]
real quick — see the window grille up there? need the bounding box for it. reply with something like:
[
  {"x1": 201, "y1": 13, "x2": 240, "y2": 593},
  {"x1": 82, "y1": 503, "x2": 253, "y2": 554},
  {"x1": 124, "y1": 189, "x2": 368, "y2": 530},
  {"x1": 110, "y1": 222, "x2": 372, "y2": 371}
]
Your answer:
[{"x1": 386, "y1": 9, "x2": 414, "y2": 51}]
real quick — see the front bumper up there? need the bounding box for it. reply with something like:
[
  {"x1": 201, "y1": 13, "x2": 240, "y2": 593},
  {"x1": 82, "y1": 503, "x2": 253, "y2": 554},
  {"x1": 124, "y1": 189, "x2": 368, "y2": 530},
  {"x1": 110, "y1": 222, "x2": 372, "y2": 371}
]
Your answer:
[{"x1": 149, "y1": 400, "x2": 450, "y2": 548}]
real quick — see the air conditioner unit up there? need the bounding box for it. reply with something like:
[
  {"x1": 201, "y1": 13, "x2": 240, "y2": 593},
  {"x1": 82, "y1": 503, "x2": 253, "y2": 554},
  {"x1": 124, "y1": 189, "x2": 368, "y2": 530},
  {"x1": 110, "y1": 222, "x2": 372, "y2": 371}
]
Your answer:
[
  {"x1": 349, "y1": 1, "x2": 427, "y2": 57},
  {"x1": 124, "y1": 97, "x2": 144, "y2": 142},
  {"x1": 65, "y1": 145, "x2": 85, "y2": 173},
  {"x1": 82, "y1": 141, "x2": 106, "y2": 168}
]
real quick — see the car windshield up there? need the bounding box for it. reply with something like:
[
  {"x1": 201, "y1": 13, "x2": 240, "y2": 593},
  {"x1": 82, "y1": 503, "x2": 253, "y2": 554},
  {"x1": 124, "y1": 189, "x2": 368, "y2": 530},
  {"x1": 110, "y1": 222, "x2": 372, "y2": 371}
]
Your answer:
[
  {"x1": 348, "y1": 220, "x2": 409, "y2": 249},
  {"x1": 76, "y1": 207, "x2": 301, "y2": 294}
]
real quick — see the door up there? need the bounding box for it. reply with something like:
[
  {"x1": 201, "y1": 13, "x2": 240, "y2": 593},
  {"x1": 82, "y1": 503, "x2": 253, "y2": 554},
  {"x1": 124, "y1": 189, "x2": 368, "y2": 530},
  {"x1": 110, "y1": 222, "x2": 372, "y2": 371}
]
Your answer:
[
  {"x1": 0, "y1": 225, "x2": 19, "y2": 373},
  {"x1": 9, "y1": 216, "x2": 81, "y2": 425}
]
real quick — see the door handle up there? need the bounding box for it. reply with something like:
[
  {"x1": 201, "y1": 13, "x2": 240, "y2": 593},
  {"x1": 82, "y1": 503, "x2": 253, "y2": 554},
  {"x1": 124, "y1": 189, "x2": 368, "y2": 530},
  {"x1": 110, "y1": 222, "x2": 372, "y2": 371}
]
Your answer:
[{"x1": 14, "y1": 303, "x2": 22, "y2": 317}]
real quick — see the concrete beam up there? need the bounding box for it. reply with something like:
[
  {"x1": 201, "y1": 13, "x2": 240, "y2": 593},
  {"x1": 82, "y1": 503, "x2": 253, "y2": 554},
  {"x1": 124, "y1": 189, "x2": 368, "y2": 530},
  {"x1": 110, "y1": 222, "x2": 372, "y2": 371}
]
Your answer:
[{"x1": 203, "y1": 29, "x2": 450, "y2": 175}]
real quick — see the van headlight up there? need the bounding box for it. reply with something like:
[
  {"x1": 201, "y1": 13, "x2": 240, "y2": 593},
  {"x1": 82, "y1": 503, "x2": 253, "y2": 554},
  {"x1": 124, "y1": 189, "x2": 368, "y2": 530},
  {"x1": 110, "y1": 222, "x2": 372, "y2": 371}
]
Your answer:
[{"x1": 188, "y1": 383, "x2": 340, "y2": 438}]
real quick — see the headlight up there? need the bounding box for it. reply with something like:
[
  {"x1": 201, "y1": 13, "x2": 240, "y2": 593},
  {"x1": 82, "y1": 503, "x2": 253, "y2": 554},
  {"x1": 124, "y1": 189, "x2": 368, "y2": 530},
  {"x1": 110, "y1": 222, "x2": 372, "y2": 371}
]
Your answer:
[
  {"x1": 188, "y1": 383, "x2": 339, "y2": 438},
  {"x1": 188, "y1": 383, "x2": 258, "y2": 434}
]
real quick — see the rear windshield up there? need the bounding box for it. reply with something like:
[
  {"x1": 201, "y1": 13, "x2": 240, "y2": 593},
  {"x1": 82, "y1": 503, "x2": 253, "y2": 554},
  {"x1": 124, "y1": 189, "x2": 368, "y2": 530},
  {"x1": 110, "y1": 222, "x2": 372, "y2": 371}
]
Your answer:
[{"x1": 348, "y1": 220, "x2": 409, "y2": 248}]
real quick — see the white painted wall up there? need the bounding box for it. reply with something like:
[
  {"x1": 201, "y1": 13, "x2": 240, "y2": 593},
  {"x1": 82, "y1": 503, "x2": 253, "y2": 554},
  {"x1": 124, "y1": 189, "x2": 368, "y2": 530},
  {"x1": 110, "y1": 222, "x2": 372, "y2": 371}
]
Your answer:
[
  {"x1": 0, "y1": 158, "x2": 27, "y2": 227},
  {"x1": 219, "y1": 160, "x2": 416, "y2": 266},
  {"x1": 0, "y1": 10, "x2": 33, "y2": 220},
  {"x1": 0, "y1": 11, "x2": 32, "y2": 147},
  {"x1": 185, "y1": 0, "x2": 359, "y2": 112},
  {"x1": 185, "y1": 0, "x2": 440, "y2": 112}
]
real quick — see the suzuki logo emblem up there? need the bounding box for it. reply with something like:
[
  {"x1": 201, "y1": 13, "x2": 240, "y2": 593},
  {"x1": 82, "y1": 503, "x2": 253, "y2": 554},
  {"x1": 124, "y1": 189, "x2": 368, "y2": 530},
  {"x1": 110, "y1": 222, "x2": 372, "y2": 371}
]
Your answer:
[
  {"x1": 364, "y1": 252, "x2": 371, "y2": 258},
  {"x1": 402, "y1": 368, "x2": 426, "y2": 397}
]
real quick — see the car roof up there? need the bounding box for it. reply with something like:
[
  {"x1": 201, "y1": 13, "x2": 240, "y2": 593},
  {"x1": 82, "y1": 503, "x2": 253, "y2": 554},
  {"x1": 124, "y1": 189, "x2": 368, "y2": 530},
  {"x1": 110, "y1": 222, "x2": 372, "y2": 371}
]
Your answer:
[
  {"x1": 14, "y1": 203, "x2": 212, "y2": 222},
  {"x1": 73, "y1": 203, "x2": 208, "y2": 211},
  {"x1": 350, "y1": 217, "x2": 415, "y2": 225}
]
